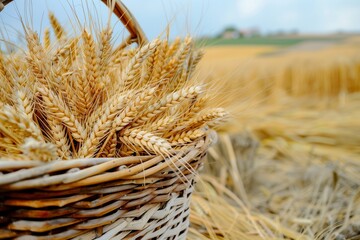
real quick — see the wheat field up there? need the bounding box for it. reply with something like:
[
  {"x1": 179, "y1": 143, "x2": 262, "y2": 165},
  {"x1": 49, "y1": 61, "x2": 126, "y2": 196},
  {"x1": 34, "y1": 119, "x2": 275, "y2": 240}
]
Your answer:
[{"x1": 189, "y1": 36, "x2": 360, "y2": 239}]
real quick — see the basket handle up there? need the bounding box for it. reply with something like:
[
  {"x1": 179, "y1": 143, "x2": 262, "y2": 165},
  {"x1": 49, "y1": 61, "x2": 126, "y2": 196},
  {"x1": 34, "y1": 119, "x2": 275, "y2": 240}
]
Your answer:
[{"x1": 0, "y1": 0, "x2": 148, "y2": 45}]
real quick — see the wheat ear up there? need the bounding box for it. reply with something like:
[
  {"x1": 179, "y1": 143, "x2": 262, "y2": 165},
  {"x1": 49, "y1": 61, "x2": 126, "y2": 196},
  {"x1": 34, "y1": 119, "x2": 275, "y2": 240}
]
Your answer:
[
  {"x1": 161, "y1": 37, "x2": 192, "y2": 80},
  {"x1": 77, "y1": 94, "x2": 128, "y2": 158},
  {"x1": 14, "y1": 88, "x2": 34, "y2": 122},
  {"x1": 166, "y1": 37, "x2": 181, "y2": 57},
  {"x1": 0, "y1": 52, "x2": 14, "y2": 103},
  {"x1": 177, "y1": 97, "x2": 207, "y2": 126},
  {"x1": 133, "y1": 85, "x2": 203, "y2": 126},
  {"x1": 100, "y1": 132, "x2": 117, "y2": 157},
  {"x1": 94, "y1": 88, "x2": 156, "y2": 157},
  {"x1": 148, "y1": 116, "x2": 176, "y2": 132},
  {"x1": 49, "y1": 12, "x2": 66, "y2": 41},
  {"x1": 48, "y1": 119, "x2": 71, "y2": 159},
  {"x1": 169, "y1": 129, "x2": 205, "y2": 145},
  {"x1": 26, "y1": 30, "x2": 52, "y2": 87},
  {"x1": 150, "y1": 40, "x2": 168, "y2": 82},
  {"x1": 98, "y1": 28, "x2": 112, "y2": 77},
  {"x1": 121, "y1": 39, "x2": 160, "y2": 89},
  {"x1": 52, "y1": 37, "x2": 79, "y2": 66},
  {"x1": 183, "y1": 108, "x2": 229, "y2": 129},
  {"x1": 43, "y1": 28, "x2": 51, "y2": 49},
  {"x1": 21, "y1": 138, "x2": 57, "y2": 162},
  {"x1": 82, "y1": 29, "x2": 99, "y2": 97},
  {"x1": 188, "y1": 49, "x2": 204, "y2": 77},
  {"x1": 1, "y1": 104, "x2": 43, "y2": 140},
  {"x1": 121, "y1": 129, "x2": 172, "y2": 156},
  {"x1": 86, "y1": 90, "x2": 133, "y2": 127},
  {"x1": 38, "y1": 86, "x2": 86, "y2": 142},
  {"x1": 112, "y1": 88, "x2": 156, "y2": 131}
]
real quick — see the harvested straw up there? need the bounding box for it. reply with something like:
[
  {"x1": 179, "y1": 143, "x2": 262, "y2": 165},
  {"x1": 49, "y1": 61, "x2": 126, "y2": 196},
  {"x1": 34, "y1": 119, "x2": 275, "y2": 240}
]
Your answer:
[{"x1": 190, "y1": 36, "x2": 360, "y2": 239}]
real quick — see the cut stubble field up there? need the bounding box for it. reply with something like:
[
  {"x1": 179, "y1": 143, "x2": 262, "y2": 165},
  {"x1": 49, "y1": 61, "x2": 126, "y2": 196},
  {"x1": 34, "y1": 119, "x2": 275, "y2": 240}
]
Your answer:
[{"x1": 189, "y1": 36, "x2": 360, "y2": 239}]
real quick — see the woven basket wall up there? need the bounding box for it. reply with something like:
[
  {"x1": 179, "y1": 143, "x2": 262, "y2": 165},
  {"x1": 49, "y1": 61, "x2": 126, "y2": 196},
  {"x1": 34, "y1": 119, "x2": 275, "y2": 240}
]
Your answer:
[{"x1": 0, "y1": 134, "x2": 212, "y2": 239}]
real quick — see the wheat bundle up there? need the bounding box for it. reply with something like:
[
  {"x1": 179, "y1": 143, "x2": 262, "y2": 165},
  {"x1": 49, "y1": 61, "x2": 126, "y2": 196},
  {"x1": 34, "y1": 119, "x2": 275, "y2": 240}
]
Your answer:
[
  {"x1": 0, "y1": 15, "x2": 228, "y2": 162},
  {"x1": 0, "y1": 3, "x2": 228, "y2": 239}
]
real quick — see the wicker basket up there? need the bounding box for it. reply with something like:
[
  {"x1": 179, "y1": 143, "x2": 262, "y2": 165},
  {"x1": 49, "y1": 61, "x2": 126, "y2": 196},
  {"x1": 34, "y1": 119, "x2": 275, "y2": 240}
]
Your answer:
[{"x1": 0, "y1": 1, "x2": 214, "y2": 239}]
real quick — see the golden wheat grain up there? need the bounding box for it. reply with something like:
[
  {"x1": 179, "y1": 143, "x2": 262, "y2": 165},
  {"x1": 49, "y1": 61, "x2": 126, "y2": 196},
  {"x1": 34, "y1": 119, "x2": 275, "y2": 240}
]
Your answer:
[
  {"x1": 176, "y1": 97, "x2": 207, "y2": 127},
  {"x1": 0, "y1": 52, "x2": 13, "y2": 103},
  {"x1": 100, "y1": 132, "x2": 117, "y2": 157},
  {"x1": 93, "y1": 87, "x2": 156, "y2": 157},
  {"x1": 148, "y1": 116, "x2": 176, "y2": 132},
  {"x1": 182, "y1": 108, "x2": 228, "y2": 130},
  {"x1": 48, "y1": 119, "x2": 71, "y2": 159},
  {"x1": 43, "y1": 28, "x2": 51, "y2": 49},
  {"x1": 161, "y1": 37, "x2": 192, "y2": 80},
  {"x1": 52, "y1": 38, "x2": 79, "y2": 67},
  {"x1": 150, "y1": 40, "x2": 168, "y2": 83},
  {"x1": 14, "y1": 89, "x2": 34, "y2": 122},
  {"x1": 112, "y1": 87, "x2": 156, "y2": 131},
  {"x1": 121, "y1": 39, "x2": 160, "y2": 89},
  {"x1": 38, "y1": 86, "x2": 86, "y2": 142},
  {"x1": 59, "y1": 73, "x2": 77, "y2": 114},
  {"x1": 78, "y1": 94, "x2": 128, "y2": 158},
  {"x1": 86, "y1": 90, "x2": 133, "y2": 127},
  {"x1": 49, "y1": 12, "x2": 66, "y2": 41},
  {"x1": 121, "y1": 129, "x2": 172, "y2": 156},
  {"x1": 166, "y1": 37, "x2": 181, "y2": 57},
  {"x1": 188, "y1": 50, "x2": 204, "y2": 77},
  {"x1": 98, "y1": 28, "x2": 113, "y2": 77},
  {"x1": 82, "y1": 29, "x2": 99, "y2": 96},
  {"x1": 0, "y1": 105, "x2": 43, "y2": 142},
  {"x1": 134, "y1": 85, "x2": 203, "y2": 126},
  {"x1": 26, "y1": 30, "x2": 52, "y2": 87},
  {"x1": 140, "y1": 49, "x2": 156, "y2": 86},
  {"x1": 21, "y1": 137, "x2": 57, "y2": 162},
  {"x1": 169, "y1": 128, "x2": 205, "y2": 145},
  {"x1": 0, "y1": 51, "x2": 11, "y2": 81}
]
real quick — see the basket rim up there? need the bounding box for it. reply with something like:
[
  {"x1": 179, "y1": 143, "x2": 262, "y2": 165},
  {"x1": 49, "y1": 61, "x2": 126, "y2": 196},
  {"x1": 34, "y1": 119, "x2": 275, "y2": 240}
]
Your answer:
[{"x1": 0, "y1": 131, "x2": 215, "y2": 190}]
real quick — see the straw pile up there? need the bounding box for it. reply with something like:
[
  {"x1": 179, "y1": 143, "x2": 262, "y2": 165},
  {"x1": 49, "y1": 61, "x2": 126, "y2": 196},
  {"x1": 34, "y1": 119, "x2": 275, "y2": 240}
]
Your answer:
[
  {"x1": 188, "y1": 38, "x2": 360, "y2": 239},
  {"x1": 198, "y1": 38, "x2": 360, "y2": 112},
  {"x1": 0, "y1": 13, "x2": 228, "y2": 162}
]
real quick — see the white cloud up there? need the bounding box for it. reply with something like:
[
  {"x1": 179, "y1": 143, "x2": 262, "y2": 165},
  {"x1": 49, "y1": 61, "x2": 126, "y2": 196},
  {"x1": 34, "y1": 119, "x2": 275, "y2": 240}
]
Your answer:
[{"x1": 236, "y1": 0, "x2": 267, "y2": 18}]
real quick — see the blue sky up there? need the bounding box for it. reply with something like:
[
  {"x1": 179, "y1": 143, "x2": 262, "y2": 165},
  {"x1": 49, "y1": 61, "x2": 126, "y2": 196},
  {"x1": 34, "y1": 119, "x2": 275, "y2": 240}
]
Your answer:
[
  {"x1": 123, "y1": 0, "x2": 360, "y2": 39},
  {"x1": 1, "y1": 0, "x2": 360, "y2": 41}
]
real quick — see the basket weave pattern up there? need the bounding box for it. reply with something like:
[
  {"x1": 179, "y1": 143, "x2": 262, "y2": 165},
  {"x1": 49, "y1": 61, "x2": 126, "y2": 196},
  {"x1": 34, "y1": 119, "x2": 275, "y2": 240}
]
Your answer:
[{"x1": 0, "y1": 135, "x2": 211, "y2": 239}]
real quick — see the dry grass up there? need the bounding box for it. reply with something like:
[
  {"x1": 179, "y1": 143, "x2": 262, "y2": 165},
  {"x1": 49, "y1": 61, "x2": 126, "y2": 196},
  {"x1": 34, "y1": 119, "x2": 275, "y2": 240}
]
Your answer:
[{"x1": 189, "y1": 37, "x2": 360, "y2": 239}]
